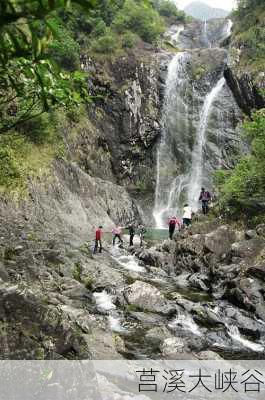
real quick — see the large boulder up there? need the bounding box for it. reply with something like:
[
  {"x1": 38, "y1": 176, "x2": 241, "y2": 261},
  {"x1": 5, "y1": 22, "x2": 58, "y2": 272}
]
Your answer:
[
  {"x1": 247, "y1": 263, "x2": 265, "y2": 281},
  {"x1": 123, "y1": 281, "x2": 175, "y2": 315},
  {"x1": 231, "y1": 239, "x2": 264, "y2": 259},
  {"x1": 160, "y1": 337, "x2": 188, "y2": 358},
  {"x1": 204, "y1": 225, "x2": 236, "y2": 256}
]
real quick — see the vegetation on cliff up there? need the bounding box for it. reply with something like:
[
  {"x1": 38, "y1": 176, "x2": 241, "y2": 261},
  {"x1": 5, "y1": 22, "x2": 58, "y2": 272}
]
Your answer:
[
  {"x1": 232, "y1": 0, "x2": 265, "y2": 76},
  {"x1": 215, "y1": 0, "x2": 265, "y2": 222},
  {"x1": 216, "y1": 109, "x2": 265, "y2": 223},
  {"x1": 0, "y1": 0, "x2": 185, "y2": 195}
]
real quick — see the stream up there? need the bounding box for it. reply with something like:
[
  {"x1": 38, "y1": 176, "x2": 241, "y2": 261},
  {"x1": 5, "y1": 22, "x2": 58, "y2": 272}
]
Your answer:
[{"x1": 93, "y1": 239, "x2": 265, "y2": 360}]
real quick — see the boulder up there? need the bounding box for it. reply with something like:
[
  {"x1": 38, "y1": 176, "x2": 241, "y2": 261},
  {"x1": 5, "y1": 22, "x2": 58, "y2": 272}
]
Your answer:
[
  {"x1": 231, "y1": 239, "x2": 264, "y2": 259},
  {"x1": 137, "y1": 248, "x2": 167, "y2": 268},
  {"x1": 145, "y1": 326, "x2": 172, "y2": 346},
  {"x1": 123, "y1": 281, "x2": 175, "y2": 315},
  {"x1": 256, "y1": 224, "x2": 265, "y2": 238},
  {"x1": 188, "y1": 273, "x2": 210, "y2": 292},
  {"x1": 195, "y1": 350, "x2": 223, "y2": 360},
  {"x1": 204, "y1": 225, "x2": 236, "y2": 256},
  {"x1": 247, "y1": 263, "x2": 265, "y2": 281},
  {"x1": 245, "y1": 230, "x2": 257, "y2": 240},
  {"x1": 160, "y1": 337, "x2": 187, "y2": 358}
]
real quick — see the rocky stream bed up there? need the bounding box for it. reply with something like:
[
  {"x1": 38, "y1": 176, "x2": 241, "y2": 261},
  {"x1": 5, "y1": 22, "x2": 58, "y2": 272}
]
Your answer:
[{"x1": 1, "y1": 212, "x2": 265, "y2": 360}]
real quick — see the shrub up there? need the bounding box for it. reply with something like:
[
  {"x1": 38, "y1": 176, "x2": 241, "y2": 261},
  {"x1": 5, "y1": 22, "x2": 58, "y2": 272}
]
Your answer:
[
  {"x1": 92, "y1": 19, "x2": 107, "y2": 37},
  {"x1": 18, "y1": 113, "x2": 54, "y2": 144},
  {"x1": 216, "y1": 109, "x2": 265, "y2": 218},
  {"x1": 91, "y1": 30, "x2": 117, "y2": 53},
  {"x1": 113, "y1": 0, "x2": 165, "y2": 43},
  {"x1": 122, "y1": 31, "x2": 138, "y2": 48},
  {"x1": 48, "y1": 19, "x2": 80, "y2": 71},
  {"x1": 154, "y1": 0, "x2": 186, "y2": 21},
  {"x1": 0, "y1": 148, "x2": 21, "y2": 188}
]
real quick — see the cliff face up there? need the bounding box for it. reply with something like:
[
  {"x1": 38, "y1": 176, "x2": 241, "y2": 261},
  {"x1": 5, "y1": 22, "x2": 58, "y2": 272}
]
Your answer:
[{"x1": 224, "y1": 67, "x2": 265, "y2": 117}]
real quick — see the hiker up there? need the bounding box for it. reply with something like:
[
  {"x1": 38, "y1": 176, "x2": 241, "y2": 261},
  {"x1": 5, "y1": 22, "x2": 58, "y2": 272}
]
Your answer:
[
  {"x1": 93, "y1": 225, "x2": 103, "y2": 254},
  {"x1": 127, "y1": 224, "x2": 135, "y2": 246},
  {"x1": 138, "y1": 224, "x2": 146, "y2": 247},
  {"x1": 112, "y1": 225, "x2": 123, "y2": 246},
  {"x1": 199, "y1": 187, "x2": 212, "y2": 215},
  {"x1": 168, "y1": 216, "x2": 181, "y2": 240},
  {"x1": 182, "y1": 204, "x2": 193, "y2": 227}
]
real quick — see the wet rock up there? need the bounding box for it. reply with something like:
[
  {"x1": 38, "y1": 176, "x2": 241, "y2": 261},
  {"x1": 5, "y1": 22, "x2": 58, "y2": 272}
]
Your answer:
[
  {"x1": 129, "y1": 311, "x2": 166, "y2": 325},
  {"x1": 84, "y1": 329, "x2": 122, "y2": 359},
  {"x1": 195, "y1": 350, "x2": 223, "y2": 360},
  {"x1": 0, "y1": 263, "x2": 9, "y2": 281},
  {"x1": 145, "y1": 326, "x2": 172, "y2": 346},
  {"x1": 123, "y1": 281, "x2": 175, "y2": 315},
  {"x1": 137, "y1": 248, "x2": 167, "y2": 268},
  {"x1": 231, "y1": 239, "x2": 264, "y2": 259},
  {"x1": 245, "y1": 230, "x2": 257, "y2": 240},
  {"x1": 247, "y1": 263, "x2": 265, "y2": 281},
  {"x1": 224, "y1": 67, "x2": 265, "y2": 116},
  {"x1": 178, "y1": 234, "x2": 205, "y2": 256},
  {"x1": 204, "y1": 225, "x2": 236, "y2": 256},
  {"x1": 160, "y1": 337, "x2": 188, "y2": 358},
  {"x1": 188, "y1": 273, "x2": 209, "y2": 292},
  {"x1": 192, "y1": 305, "x2": 224, "y2": 327},
  {"x1": 256, "y1": 224, "x2": 265, "y2": 238}
]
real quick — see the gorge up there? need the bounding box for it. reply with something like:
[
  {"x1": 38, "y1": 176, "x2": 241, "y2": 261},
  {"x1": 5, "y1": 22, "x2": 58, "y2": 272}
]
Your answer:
[{"x1": 0, "y1": 0, "x2": 265, "y2": 363}]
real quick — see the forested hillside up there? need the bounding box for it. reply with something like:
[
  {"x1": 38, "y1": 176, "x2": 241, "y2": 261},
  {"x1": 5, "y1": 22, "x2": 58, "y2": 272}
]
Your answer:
[
  {"x1": 0, "y1": 0, "x2": 186, "y2": 196},
  {"x1": 216, "y1": 0, "x2": 265, "y2": 223}
]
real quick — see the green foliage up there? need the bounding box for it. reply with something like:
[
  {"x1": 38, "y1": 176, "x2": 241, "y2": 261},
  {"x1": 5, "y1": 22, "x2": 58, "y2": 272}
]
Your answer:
[
  {"x1": 48, "y1": 19, "x2": 80, "y2": 71},
  {"x1": 113, "y1": 0, "x2": 165, "y2": 43},
  {"x1": 92, "y1": 19, "x2": 108, "y2": 37},
  {"x1": 72, "y1": 262, "x2": 83, "y2": 282},
  {"x1": 91, "y1": 29, "x2": 117, "y2": 52},
  {"x1": 0, "y1": 148, "x2": 21, "y2": 188},
  {"x1": 232, "y1": 0, "x2": 265, "y2": 73},
  {"x1": 0, "y1": 0, "x2": 94, "y2": 134},
  {"x1": 153, "y1": 0, "x2": 186, "y2": 22},
  {"x1": 122, "y1": 31, "x2": 138, "y2": 48},
  {"x1": 216, "y1": 109, "x2": 265, "y2": 218},
  {"x1": 17, "y1": 113, "x2": 54, "y2": 144}
]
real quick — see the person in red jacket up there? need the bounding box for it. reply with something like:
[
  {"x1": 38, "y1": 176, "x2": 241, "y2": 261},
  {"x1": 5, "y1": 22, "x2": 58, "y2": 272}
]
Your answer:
[
  {"x1": 168, "y1": 216, "x2": 181, "y2": 240},
  {"x1": 93, "y1": 225, "x2": 103, "y2": 254}
]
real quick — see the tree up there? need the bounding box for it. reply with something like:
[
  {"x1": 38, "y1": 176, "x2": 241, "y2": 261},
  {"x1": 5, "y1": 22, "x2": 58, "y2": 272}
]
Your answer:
[{"x1": 0, "y1": 0, "x2": 96, "y2": 133}]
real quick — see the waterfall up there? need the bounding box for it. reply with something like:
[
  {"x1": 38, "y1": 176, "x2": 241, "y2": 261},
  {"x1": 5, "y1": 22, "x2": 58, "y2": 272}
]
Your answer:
[
  {"x1": 226, "y1": 324, "x2": 264, "y2": 352},
  {"x1": 203, "y1": 20, "x2": 211, "y2": 48},
  {"x1": 153, "y1": 52, "x2": 191, "y2": 228},
  {"x1": 187, "y1": 77, "x2": 225, "y2": 210},
  {"x1": 223, "y1": 19, "x2": 233, "y2": 41},
  {"x1": 172, "y1": 25, "x2": 184, "y2": 46}
]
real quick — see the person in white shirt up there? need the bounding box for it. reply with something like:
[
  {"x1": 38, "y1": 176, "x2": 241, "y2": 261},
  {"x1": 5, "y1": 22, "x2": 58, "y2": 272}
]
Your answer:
[{"x1": 182, "y1": 204, "x2": 193, "y2": 227}]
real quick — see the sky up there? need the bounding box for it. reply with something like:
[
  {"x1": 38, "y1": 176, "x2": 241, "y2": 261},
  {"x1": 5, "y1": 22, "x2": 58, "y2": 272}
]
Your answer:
[{"x1": 174, "y1": 0, "x2": 237, "y2": 11}]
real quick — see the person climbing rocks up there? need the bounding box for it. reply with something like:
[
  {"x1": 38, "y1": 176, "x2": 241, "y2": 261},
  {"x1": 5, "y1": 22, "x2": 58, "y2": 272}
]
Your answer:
[
  {"x1": 127, "y1": 224, "x2": 135, "y2": 246},
  {"x1": 168, "y1": 216, "x2": 181, "y2": 240},
  {"x1": 182, "y1": 204, "x2": 193, "y2": 227},
  {"x1": 199, "y1": 187, "x2": 212, "y2": 215},
  {"x1": 112, "y1": 225, "x2": 123, "y2": 246},
  {"x1": 93, "y1": 225, "x2": 103, "y2": 254},
  {"x1": 138, "y1": 224, "x2": 146, "y2": 247}
]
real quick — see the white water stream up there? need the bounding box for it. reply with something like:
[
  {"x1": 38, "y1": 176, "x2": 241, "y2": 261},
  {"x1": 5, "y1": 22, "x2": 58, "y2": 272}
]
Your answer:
[
  {"x1": 153, "y1": 52, "x2": 225, "y2": 227},
  {"x1": 187, "y1": 77, "x2": 225, "y2": 210}
]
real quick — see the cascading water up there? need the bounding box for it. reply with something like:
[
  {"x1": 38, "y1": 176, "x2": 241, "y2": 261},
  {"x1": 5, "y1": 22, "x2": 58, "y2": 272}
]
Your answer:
[
  {"x1": 153, "y1": 60, "x2": 226, "y2": 226},
  {"x1": 203, "y1": 20, "x2": 211, "y2": 48},
  {"x1": 187, "y1": 77, "x2": 225, "y2": 210},
  {"x1": 153, "y1": 52, "x2": 191, "y2": 228}
]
